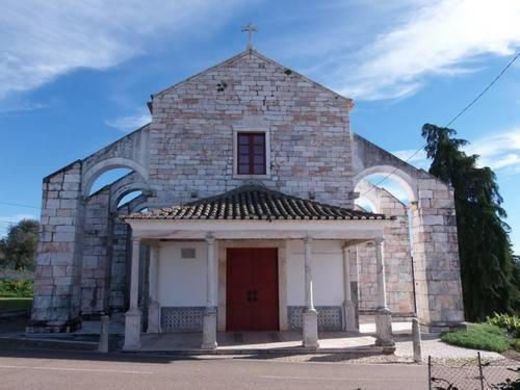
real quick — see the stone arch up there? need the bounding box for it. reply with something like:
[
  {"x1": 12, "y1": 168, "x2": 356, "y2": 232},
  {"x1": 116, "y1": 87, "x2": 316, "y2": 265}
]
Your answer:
[
  {"x1": 353, "y1": 165, "x2": 417, "y2": 203},
  {"x1": 129, "y1": 199, "x2": 152, "y2": 213},
  {"x1": 110, "y1": 183, "x2": 153, "y2": 213},
  {"x1": 82, "y1": 157, "x2": 149, "y2": 197}
]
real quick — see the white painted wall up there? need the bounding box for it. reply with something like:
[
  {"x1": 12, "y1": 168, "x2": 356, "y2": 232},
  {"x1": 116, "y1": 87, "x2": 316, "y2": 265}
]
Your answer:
[
  {"x1": 286, "y1": 239, "x2": 344, "y2": 306},
  {"x1": 158, "y1": 241, "x2": 207, "y2": 306},
  {"x1": 158, "y1": 239, "x2": 343, "y2": 308}
]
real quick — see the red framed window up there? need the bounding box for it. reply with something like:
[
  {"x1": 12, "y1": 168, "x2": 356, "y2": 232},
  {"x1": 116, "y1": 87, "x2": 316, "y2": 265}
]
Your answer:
[{"x1": 237, "y1": 132, "x2": 266, "y2": 175}]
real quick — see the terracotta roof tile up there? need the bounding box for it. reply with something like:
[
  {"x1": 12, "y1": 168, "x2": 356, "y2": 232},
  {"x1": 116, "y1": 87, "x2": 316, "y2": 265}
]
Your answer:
[{"x1": 125, "y1": 185, "x2": 390, "y2": 221}]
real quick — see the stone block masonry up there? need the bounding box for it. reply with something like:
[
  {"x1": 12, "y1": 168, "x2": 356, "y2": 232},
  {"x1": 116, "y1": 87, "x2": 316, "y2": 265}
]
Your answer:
[
  {"x1": 356, "y1": 181, "x2": 414, "y2": 316},
  {"x1": 149, "y1": 50, "x2": 356, "y2": 209},
  {"x1": 28, "y1": 161, "x2": 84, "y2": 332},
  {"x1": 28, "y1": 48, "x2": 465, "y2": 333}
]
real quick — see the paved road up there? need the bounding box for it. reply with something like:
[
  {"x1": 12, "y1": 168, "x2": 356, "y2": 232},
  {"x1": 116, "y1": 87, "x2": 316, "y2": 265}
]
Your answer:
[{"x1": 0, "y1": 350, "x2": 427, "y2": 390}]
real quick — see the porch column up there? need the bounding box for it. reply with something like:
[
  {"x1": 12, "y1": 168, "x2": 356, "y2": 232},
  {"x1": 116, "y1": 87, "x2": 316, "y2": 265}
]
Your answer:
[
  {"x1": 147, "y1": 244, "x2": 160, "y2": 334},
  {"x1": 303, "y1": 236, "x2": 319, "y2": 349},
  {"x1": 123, "y1": 236, "x2": 142, "y2": 350},
  {"x1": 202, "y1": 233, "x2": 218, "y2": 350},
  {"x1": 374, "y1": 237, "x2": 394, "y2": 348},
  {"x1": 342, "y1": 245, "x2": 357, "y2": 331}
]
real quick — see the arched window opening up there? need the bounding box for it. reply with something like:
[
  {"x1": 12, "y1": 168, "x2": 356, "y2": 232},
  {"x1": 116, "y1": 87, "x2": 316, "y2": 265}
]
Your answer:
[
  {"x1": 89, "y1": 168, "x2": 132, "y2": 196},
  {"x1": 117, "y1": 190, "x2": 144, "y2": 208},
  {"x1": 355, "y1": 174, "x2": 412, "y2": 212}
]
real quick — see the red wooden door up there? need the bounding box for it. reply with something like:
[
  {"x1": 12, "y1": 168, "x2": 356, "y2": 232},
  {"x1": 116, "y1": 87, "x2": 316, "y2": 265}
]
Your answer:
[{"x1": 226, "y1": 248, "x2": 279, "y2": 331}]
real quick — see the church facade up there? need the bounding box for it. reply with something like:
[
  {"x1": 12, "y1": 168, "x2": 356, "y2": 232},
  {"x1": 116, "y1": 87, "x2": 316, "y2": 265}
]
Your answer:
[{"x1": 28, "y1": 48, "x2": 464, "y2": 350}]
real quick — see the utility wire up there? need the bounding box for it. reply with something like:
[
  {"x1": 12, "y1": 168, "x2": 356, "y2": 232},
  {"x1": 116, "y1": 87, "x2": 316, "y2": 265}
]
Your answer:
[
  {"x1": 359, "y1": 51, "x2": 520, "y2": 198},
  {"x1": 0, "y1": 201, "x2": 40, "y2": 209}
]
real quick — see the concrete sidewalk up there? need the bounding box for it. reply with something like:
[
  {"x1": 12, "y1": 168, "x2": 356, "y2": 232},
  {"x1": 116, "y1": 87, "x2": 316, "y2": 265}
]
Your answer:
[{"x1": 139, "y1": 331, "x2": 386, "y2": 355}]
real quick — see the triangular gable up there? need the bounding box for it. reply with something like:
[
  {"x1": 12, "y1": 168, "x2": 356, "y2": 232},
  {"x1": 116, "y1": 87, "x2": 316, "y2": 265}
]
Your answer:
[{"x1": 151, "y1": 48, "x2": 353, "y2": 108}]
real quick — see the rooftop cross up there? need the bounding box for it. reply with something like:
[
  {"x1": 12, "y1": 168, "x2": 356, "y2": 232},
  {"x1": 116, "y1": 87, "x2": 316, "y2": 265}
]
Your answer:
[{"x1": 241, "y1": 23, "x2": 257, "y2": 49}]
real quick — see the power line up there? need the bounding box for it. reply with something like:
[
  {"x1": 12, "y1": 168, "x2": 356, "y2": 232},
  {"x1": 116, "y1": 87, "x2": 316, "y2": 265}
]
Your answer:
[
  {"x1": 0, "y1": 201, "x2": 40, "y2": 210},
  {"x1": 445, "y1": 51, "x2": 520, "y2": 128},
  {"x1": 359, "y1": 50, "x2": 520, "y2": 198}
]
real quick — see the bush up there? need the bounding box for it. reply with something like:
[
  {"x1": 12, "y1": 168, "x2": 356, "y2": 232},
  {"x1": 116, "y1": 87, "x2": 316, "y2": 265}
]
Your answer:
[
  {"x1": 441, "y1": 323, "x2": 511, "y2": 353},
  {"x1": 488, "y1": 313, "x2": 520, "y2": 338},
  {"x1": 511, "y1": 339, "x2": 520, "y2": 352},
  {"x1": 0, "y1": 297, "x2": 32, "y2": 312},
  {"x1": 0, "y1": 279, "x2": 33, "y2": 298}
]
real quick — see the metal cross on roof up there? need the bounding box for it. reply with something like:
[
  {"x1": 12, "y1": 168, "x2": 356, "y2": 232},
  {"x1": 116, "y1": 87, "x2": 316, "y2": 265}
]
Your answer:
[{"x1": 241, "y1": 23, "x2": 257, "y2": 49}]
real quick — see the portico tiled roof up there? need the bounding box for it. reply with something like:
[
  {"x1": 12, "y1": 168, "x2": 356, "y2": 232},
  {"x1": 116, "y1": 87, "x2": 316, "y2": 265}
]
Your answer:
[{"x1": 126, "y1": 185, "x2": 389, "y2": 221}]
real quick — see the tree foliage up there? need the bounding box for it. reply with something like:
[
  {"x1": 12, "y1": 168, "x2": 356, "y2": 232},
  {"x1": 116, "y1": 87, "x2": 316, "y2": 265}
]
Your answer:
[
  {"x1": 0, "y1": 219, "x2": 39, "y2": 271},
  {"x1": 422, "y1": 123, "x2": 520, "y2": 321}
]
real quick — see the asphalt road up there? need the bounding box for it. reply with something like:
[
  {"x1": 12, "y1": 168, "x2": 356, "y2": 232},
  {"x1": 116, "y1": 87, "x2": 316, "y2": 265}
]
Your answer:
[{"x1": 0, "y1": 350, "x2": 427, "y2": 390}]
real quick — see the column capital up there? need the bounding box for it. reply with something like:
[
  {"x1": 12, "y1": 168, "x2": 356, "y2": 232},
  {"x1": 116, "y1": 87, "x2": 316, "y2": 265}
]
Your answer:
[
  {"x1": 304, "y1": 235, "x2": 313, "y2": 244},
  {"x1": 205, "y1": 232, "x2": 215, "y2": 244},
  {"x1": 131, "y1": 236, "x2": 141, "y2": 245},
  {"x1": 374, "y1": 237, "x2": 384, "y2": 245}
]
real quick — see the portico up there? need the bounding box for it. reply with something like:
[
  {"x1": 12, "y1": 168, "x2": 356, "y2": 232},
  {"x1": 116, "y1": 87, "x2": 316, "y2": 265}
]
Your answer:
[{"x1": 122, "y1": 185, "x2": 395, "y2": 352}]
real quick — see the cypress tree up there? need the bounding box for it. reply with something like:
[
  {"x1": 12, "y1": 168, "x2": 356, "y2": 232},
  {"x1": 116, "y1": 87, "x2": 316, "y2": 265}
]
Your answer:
[{"x1": 421, "y1": 123, "x2": 519, "y2": 321}]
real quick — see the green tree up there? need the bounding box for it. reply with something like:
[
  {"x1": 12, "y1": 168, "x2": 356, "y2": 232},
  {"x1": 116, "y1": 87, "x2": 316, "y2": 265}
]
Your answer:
[
  {"x1": 422, "y1": 123, "x2": 519, "y2": 321},
  {"x1": 0, "y1": 219, "x2": 39, "y2": 271}
]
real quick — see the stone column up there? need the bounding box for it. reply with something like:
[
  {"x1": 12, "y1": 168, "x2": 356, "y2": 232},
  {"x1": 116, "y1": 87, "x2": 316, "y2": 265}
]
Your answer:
[
  {"x1": 342, "y1": 245, "x2": 357, "y2": 331},
  {"x1": 202, "y1": 234, "x2": 218, "y2": 350},
  {"x1": 123, "y1": 237, "x2": 142, "y2": 350},
  {"x1": 374, "y1": 237, "x2": 394, "y2": 349},
  {"x1": 302, "y1": 236, "x2": 319, "y2": 349},
  {"x1": 147, "y1": 244, "x2": 160, "y2": 334}
]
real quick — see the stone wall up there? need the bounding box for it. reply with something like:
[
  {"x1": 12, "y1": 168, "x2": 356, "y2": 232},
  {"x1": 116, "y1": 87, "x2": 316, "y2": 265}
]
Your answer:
[
  {"x1": 28, "y1": 161, "x2": 84, "y2": 332},
  {"x1": 356, "y1": 182, "x2": 414, "y2": 315},
  {"x1": 411, "y1": 178, "x2": 464, "y2": 332},
  {"x1": 352, "y1": 135, "x2": 465, "y2": 331},
  {"x1": 109, "y1": 206, "x2": 130, "y2": 311},
  {"x1": 149, "y1": 49, "x2": 355, "y2": 209},
  {"x1": 80, "y1": 187, "x2": 112, "y2": 316}
]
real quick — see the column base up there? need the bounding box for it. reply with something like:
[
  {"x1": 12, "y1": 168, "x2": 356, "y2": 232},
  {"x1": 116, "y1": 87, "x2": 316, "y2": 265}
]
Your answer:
[
  {"x1": 302, "y1": 309, "x2": 319, "y2": 350},
  {"x1": 343, "y1": 300, "x2": 357, "y2": 332},
  {"x1": 123, "y1": 309, "x2": 142, "y2": 351},
  {"x1": 201, "y1": 307, "x2": 217, "y2": 350},
  {"x1": 147, "y1": 300, "x2": 161, "y2": 334},
  {"x1": 375, "y1": 307, "x2": 394, "y2": 347}
]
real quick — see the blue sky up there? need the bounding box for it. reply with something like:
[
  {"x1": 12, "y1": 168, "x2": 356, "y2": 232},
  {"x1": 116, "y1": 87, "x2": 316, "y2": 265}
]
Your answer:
[{"x1": 0, "y1": 0, "x2": 519, "y2": 253}]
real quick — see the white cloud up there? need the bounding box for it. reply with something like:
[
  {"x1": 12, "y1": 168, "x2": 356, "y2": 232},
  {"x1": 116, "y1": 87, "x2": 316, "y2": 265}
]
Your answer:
[
  {"x1": 328, "y1": 0, "x2": 520, "y2": 100},
  {"x1": 0, "y1": 0, "x2": 247, "y2": 99},
  {"x1": 0, "y1": 100, "x2": 47, "y2": 114},
  {"x1": 467, "y1": 128, "x2": 520, "y2": 172},
  {"x1": 0, "y1": 214, "x2": 37, "y2": 238},
  {"x1": 392, "y1": 128, "x2": 520, "y2": 174},
  {"x1": 106, "y1": 108, "x2": 151, "y2": 132}
]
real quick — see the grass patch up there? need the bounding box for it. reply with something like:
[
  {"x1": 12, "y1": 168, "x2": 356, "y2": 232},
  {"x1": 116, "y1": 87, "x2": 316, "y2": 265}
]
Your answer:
[
  {"x1": 0, "y1": 279, "x2": 33, "y2": 298},
  {"x1": 441, "y1": 323, "x2": 511, "y2": 353},
  {"x1": 0, "y1": 297, "x2": 32, "y2": 312}
]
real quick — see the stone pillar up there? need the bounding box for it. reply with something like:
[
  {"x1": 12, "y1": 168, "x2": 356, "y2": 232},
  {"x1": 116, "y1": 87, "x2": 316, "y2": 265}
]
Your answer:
[
  {"x1": 123, "y1": 237, "x2": 142, "y2": 350},
  {"x1": 374, "y1": 237, "x2": 394, "y2": 349},
  {"x1": 27, "y1": 161, "x2": 84, "y2": 333},
  {"x1": 302, "y1": 236, "x2": 319, "y2": 349},
  {"x1": 147, "y1": 244, "x2": 160, "y2": 334},
  {"x1": 201, "y1": 234, "x2": 217, "y2": 350},
  {"x1": 410, "y1": 177, "x2": 465, "y2": 333},
  {"x1": 342, "y1": 244, "x2": 357, "y2": 331}
]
